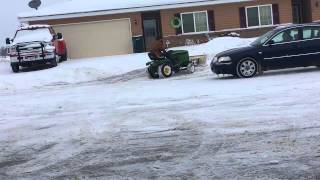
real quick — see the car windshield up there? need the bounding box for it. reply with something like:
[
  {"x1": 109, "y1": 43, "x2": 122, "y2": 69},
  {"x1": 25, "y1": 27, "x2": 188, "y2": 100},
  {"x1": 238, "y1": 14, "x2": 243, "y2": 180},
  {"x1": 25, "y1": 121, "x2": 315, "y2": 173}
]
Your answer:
[
  {"x1": 250, "y1": 29, "x2": 278, "y2": 46},
  {"x1": 13, "y1": 28, "x2": 52, "y2": 45}
]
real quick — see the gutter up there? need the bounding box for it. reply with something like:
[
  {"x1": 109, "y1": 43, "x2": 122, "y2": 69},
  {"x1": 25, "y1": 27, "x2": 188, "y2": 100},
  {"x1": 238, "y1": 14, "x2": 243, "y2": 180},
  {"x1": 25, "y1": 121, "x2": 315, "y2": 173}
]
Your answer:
[{"x1": 19, "y1": 0, "x2": 253, "y2": 22}]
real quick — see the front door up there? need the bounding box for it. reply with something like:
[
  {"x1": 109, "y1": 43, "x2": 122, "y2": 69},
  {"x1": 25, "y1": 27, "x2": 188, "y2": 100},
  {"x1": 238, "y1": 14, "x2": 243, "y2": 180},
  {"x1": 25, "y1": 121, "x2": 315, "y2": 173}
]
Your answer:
[
  {"x1": 142, "y1": 11, "x2": 162, "y2": 51},
  {"x1": 262, "y1": 28, "x2": 301, "y2": 70},
  {"x1": 292, "y1": 3, "x2": 302, "y2": 24},
  {"x1": 143, "y1": 19, "x2": 159, "y2": 51},
  {"x1": 292, "y1": 0, "x2": 312, "y2": 24}
]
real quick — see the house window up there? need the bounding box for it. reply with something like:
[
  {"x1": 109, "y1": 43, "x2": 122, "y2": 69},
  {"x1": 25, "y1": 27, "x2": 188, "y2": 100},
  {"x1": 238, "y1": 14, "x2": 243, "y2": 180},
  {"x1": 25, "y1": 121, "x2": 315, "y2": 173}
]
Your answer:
[
  {"x1": 181, "y1": 11, "x2": 208, "y2": 34},
  {"x1": 246, "y1": 5, "x2": 273, "y2": 27}
]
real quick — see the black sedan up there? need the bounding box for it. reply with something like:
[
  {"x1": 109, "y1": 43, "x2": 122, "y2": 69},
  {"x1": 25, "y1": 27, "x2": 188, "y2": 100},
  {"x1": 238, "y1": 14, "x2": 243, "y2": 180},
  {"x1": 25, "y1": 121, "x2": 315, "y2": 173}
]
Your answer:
[{"x1": 211, "y1": 24, "x2": 320, "y2": 78}]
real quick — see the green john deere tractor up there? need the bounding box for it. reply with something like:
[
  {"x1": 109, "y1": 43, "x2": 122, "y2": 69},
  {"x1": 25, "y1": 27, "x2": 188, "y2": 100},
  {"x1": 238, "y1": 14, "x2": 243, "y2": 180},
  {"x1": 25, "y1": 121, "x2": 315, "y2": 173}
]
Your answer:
[{"x1": 146, "y1": 50, "x2": 195, "y2": 78}]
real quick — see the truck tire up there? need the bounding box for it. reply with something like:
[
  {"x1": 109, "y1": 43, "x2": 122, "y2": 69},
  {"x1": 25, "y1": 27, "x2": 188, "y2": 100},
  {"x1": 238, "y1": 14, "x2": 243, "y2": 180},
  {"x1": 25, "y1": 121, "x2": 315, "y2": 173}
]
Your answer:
[
  {"x1": 59, "y1": 50, "x2": 68, "y2": 62},
  {"x1": 11, "y1": 63, "x2": 19, "y2": 73},
  {"x1": 51, "y1": 55, "x2": 58, "y2": 67}
]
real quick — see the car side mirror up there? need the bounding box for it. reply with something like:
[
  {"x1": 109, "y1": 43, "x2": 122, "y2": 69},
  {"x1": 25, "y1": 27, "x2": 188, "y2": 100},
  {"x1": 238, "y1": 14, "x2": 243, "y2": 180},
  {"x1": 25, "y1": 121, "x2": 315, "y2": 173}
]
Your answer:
[
  {"x1": 5, "y1": 38, "x2": 11, "y2": 45},
  {"x1": 57, "y1": 33, "x2": 63, "y2": 40},
  {"x1": 267, "y1": 40, "x2": 275, "y2": 46}
]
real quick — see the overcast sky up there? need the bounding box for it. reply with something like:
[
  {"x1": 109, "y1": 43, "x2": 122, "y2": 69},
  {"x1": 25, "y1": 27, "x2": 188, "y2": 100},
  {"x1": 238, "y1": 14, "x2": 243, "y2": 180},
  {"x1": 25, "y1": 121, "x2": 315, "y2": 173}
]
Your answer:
[{"x1": 0, "y1": 0, "x2": 62, "y2": 46}]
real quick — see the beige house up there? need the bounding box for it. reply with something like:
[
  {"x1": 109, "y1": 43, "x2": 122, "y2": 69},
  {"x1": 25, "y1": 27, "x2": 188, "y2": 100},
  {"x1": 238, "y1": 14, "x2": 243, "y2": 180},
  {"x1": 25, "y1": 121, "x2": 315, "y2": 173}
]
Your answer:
[{"x1": 19, "y1": 0, "x2": 320, "y2": 59}]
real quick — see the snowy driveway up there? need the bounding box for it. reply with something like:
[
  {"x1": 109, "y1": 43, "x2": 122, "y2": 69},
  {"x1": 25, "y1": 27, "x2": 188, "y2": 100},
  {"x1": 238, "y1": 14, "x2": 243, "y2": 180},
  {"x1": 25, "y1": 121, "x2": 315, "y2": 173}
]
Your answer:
[{"x1": 1, "y1": 64, "x2": 320, "y2": 179}]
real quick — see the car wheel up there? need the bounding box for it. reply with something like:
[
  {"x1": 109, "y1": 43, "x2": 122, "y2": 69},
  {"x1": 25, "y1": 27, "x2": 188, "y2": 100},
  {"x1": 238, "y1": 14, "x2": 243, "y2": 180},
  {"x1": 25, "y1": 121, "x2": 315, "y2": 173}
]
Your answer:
[
  {"x1": 11, "y1": 63, "x2": 19, "y2": 73},
  {"x1": 236, "y1": 58, "x2": 258, "y2": 78},
  {"x1": 160, "y1": 63, "x2": 173, "y2": 78},
  {"x1": 51, "y1": 55, "x2": 59, "y2": 67},
  {"x1": 187, "y1": 63, "x2": 195, "y2": 74}
]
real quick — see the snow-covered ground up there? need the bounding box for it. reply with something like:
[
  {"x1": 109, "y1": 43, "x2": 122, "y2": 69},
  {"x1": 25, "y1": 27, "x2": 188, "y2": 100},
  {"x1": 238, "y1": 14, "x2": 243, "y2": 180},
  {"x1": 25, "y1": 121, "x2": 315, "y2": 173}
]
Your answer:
[
  {"x1": 0, "y1": 53, "x2": 149, "y2": 90},
  {"x1": 0, "y1": 37, "x2": 253, "y2": 91},
  {"x1": 1, "y1": 37, "x2": 320, "y2": 179}
]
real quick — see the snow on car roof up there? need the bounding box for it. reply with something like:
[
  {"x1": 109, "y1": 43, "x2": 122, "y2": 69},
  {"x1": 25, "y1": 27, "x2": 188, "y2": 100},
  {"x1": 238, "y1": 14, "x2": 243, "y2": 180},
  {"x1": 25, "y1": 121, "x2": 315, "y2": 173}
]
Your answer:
[
  {"x1": 19, "y1": 24, "x2": 51, "y2": 30},
  {"x1": 13, "y1": 28, "x2": 53, "y2": 45},
  {"x1": 19, "y1": 0, "x2": 253, "y2": 21}
]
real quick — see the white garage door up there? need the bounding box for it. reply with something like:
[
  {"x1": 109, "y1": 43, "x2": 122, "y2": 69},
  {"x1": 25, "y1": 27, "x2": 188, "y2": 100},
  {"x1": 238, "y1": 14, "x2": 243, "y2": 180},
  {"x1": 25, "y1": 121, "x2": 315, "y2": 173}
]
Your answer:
[{"x1": 53, "y1": 19, "x2": 133, "y2": 59}]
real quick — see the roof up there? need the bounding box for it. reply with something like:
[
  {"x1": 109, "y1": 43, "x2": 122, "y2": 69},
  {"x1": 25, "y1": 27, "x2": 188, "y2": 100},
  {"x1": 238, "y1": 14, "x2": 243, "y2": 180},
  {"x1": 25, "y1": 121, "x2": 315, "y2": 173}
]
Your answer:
[{"x1": 19, "y1": 0, "x2": 253, "y2": 22}]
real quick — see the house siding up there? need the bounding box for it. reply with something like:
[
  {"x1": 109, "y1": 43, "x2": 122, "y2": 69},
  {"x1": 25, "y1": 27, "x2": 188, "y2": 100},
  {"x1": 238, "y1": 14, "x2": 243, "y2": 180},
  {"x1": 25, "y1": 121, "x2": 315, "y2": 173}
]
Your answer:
[
  {"x1": 311, "y1": 0, "x2": 320, "y2": 21},
  {"x1": 160, "y1": 0, "x2": 292, "y2": 47},
  {"x1": 161, "y1": 0, "x2": 292, "y2": 36}
]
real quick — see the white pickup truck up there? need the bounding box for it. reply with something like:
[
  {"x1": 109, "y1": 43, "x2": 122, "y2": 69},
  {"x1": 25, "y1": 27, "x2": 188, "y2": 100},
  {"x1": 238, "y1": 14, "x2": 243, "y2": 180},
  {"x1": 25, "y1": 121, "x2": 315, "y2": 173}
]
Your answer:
[{"x1": 6, "y1": 25, "x2": 67, "y2": 73}]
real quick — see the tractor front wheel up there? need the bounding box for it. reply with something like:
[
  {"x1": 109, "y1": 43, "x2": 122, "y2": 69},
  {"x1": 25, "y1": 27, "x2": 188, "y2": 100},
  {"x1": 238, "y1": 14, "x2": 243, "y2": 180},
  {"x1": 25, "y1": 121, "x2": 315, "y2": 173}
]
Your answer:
[
  {"x1": 148, "y1": 67, "x2": 159, "y2": 79},
  {"x1": 187, "y1": 63, "x2": 195, "y2": 74}
]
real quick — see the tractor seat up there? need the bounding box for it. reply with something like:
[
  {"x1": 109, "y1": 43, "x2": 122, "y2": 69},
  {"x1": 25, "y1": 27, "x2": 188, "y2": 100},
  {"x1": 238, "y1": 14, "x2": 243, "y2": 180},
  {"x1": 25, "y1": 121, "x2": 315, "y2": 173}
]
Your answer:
[{"x1": 148, "y1": 52, "x2": 163, "y2": 60}]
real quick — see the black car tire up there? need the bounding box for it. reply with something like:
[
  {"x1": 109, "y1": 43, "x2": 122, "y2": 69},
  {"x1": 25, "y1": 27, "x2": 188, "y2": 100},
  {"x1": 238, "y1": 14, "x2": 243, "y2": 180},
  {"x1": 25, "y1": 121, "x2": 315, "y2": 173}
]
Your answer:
[
  {"x1": 160, "y1": 63, "x2": 173, "y2": 78},
  {"x1": 236, "y1": 58, "x2": 258, "y2": 78},
  {"x1": 11, "y1": 63, "x2": 19, "y2": 73}
]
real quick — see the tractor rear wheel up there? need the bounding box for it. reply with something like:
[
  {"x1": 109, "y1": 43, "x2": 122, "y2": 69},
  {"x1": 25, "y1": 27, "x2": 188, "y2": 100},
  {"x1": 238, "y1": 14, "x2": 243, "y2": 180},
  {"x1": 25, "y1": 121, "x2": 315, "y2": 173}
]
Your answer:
[{"x1": 160, "y1": 63, "x2": 173, "y2": 78}]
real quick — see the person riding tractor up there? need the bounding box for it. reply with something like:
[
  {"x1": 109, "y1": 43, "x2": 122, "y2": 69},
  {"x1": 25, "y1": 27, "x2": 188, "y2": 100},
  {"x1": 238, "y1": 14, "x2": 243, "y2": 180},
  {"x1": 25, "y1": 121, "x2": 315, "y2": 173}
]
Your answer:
[{"x1": 146, "y1": 37, "x2": 196, "y2": 78}]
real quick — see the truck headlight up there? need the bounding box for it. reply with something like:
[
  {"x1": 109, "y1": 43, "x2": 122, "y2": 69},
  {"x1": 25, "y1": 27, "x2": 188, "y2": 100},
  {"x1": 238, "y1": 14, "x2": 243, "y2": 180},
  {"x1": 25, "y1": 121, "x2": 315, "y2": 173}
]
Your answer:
[
  {"x1": 218, "y1": 56, "x2": 232, "y2": 63},
  {"x1": 44, "y1": 44, "x2": 55, "y2": 52}
]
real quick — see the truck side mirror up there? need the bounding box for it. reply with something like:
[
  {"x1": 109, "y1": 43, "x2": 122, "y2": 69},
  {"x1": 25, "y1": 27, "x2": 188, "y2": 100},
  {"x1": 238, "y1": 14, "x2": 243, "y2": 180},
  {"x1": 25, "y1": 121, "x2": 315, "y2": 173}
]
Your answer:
[
  {"x1": 57, "y1": 33, "x2": 63, "y2": 40},
  {"x1": 6, "y1": 38, "x2": 11, "y2": 45}
]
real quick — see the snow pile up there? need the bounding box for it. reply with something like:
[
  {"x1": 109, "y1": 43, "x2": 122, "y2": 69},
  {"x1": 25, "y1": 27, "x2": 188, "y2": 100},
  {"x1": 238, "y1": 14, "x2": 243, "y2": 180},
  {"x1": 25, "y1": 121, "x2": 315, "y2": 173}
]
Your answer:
[
  {"x1": 0, "y1": 37, "x2": 254, "y2": 90},
  {"x1": 0, "y1": 53, "x2": 148, "y2": 90},
  {"x1": 172, "y1": 37, "x2": 256, "y2": 63}
]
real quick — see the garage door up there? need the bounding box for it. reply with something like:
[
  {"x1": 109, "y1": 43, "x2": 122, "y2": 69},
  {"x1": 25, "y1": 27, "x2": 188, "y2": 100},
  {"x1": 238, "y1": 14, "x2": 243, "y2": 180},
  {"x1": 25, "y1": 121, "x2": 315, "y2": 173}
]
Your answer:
[{"x1": 53, "y1": 19, "x2": 133, "y2": 59}]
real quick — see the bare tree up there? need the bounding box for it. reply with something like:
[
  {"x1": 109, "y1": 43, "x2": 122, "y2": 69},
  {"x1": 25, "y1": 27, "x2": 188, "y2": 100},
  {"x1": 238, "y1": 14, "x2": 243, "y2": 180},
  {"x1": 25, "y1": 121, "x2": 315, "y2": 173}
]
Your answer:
[{"x1": 0, "y1": 47, "x2": 8, "y2": 57}]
